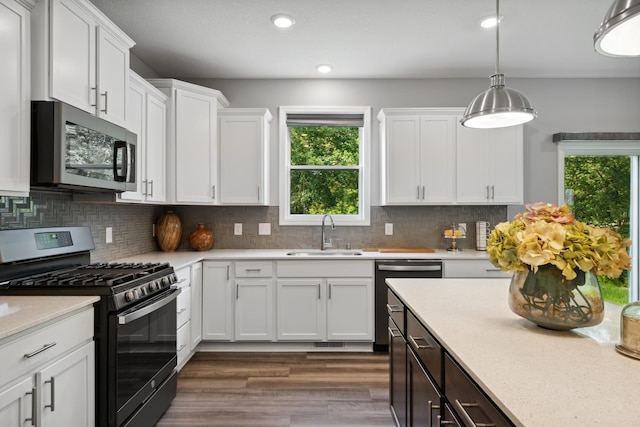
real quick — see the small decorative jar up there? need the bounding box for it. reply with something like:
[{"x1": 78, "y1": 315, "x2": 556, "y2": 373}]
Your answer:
[
  {"x1": 156, "y1": 211, "x2": 182, "y2": 252},
  {"x1": 189, "y1": 223, "x2": 214, "y2": 251},
  {"x1": 616, "y1": 301, "x2": 640, "y2": 360}
]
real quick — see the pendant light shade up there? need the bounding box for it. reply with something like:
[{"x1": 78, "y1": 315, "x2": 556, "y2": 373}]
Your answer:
[
  {"x1": 461, "y1": 0, "x2": 536, "y2": 129},
  {"x1": 594, "y1": 0, "x2": 640, "y2": 57}
]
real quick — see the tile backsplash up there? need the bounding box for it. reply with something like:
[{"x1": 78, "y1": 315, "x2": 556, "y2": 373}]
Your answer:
[{"x1": 1, "y1": 192, "x2": 507, "y2": 262}]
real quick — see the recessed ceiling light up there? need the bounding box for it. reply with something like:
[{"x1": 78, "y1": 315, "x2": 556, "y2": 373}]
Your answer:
[
  {"x1": 315, "y1": 64, "x2": 333, "y2": 74},
  {"x1": 480, "y1": 14, "x2": 502, "y2": 28},
  {"x1": 271, "y1": 14, "x2": 295, "y2": 29}
]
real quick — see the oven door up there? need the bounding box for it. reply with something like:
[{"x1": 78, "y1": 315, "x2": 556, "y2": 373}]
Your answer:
[{"x1": 111, "y1": 288, "x2": 179, "y2": 427}]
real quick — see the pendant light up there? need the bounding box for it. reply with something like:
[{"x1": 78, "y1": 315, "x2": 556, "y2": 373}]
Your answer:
[
  {"x1": 594, "y1": 0, "x2": 640, "y2": 57},
  {"x1": 461, "y1": 0, "x2": 536, "y2": 129}
]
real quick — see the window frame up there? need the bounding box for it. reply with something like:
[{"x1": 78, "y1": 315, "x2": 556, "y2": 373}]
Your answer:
[
  {"x1": 557, "y1": 140, "x2": 640, "y2": 302},
  {"x1": 279, "y1": 106, "x2": 371, "y2": 226}
]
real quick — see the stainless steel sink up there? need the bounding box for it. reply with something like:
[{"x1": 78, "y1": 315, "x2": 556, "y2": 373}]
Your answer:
[{"x1": 285, "y1": 250, "x2": 363, "y2": 256}]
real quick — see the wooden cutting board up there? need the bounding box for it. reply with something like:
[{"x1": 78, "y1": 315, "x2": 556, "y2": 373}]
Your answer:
[{"x1": 362, "y1": 247, "x2": 436, "y2": 253}]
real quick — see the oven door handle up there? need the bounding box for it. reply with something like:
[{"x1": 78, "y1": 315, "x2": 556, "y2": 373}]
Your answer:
[
  {"x1": 377, "y1": 265, "x2": 442, "y2": 272},
  {"x1": 118, "y1": 288, "x2": 181, "y2": 325}
]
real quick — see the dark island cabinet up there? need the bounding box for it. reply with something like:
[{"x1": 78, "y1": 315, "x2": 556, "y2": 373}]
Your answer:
[{"x1": 388, "y1": 286, "x2": 513, "y2": 427}]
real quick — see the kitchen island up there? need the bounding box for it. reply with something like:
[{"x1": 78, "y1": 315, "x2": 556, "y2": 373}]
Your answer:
[{"x1": 387, "y1": 278, "x2": 638, "y2": 426}]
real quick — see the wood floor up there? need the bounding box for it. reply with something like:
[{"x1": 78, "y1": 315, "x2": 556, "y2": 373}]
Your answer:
[{"x1": 156, "y1": 351, "x2": 395, "y2": 426}]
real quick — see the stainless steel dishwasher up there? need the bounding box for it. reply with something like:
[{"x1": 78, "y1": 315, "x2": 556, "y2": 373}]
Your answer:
[{"x1": 374, "y1": 259, "x2": 443, "y2": 351}]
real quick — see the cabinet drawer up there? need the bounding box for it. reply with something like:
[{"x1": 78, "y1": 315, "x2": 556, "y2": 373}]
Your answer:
[
  {"x1": 277, "y1": 260, "x2": 372, "y2": 277},
  {"x1": 407, "y1": 311, "x2": 442, "y2": 389},
  {"x1": 177, "y1": 320, "x2": 191, "y2": 366},
  {"x1": 387, "y1": 289, "x2": 405, "y2": 335},
  {"x1": 444, "y1": 260, "x2": 509, "y2": 278},
  {"x1": 444, "y1": 353, "x2": 512, "y2": 427},
  {"x1": 175, "y1": 266, "x2": 191, "y2": 287},
  {"x1": 0, "y1": 307, "x2": 94, "y2": 386},
  {"x1": 177, "y1": 285, "x2": 191, "y2": 328},
  {"x1": 235, "y1": 261, "x2": 273, "y2": 277}
]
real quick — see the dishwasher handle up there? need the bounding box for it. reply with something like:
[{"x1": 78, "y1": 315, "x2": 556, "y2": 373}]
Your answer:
[{"x1": 377, "y1": 264, "x2": 442, "y2": 272}]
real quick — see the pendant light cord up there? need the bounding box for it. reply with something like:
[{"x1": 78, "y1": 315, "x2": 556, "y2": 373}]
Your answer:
[{"x1": 495, "y1": 0, "x2": 500, "y2": 75}]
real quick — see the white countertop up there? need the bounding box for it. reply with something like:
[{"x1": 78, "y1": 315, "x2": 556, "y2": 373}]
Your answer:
[
  {"x1": 117, "y1": 248, "x2": 491, "y2": 269},
  {"x1": 387, "y1": 278, "x2": 639, "y2": 427},
  {"x1": 0, "y1": 296, "x2": 99, "y2": 341}
]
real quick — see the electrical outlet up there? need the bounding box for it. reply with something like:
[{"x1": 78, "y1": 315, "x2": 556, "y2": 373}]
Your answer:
[
  {"x1": 258, "y1": 223, "x2": 271, "y2": 235},
  {"x1": 458, "y1": 223, "x2": 467, "y2": 234},
  {"x1": 385, "y1": 223, "x2": 393, "y2": 235},
  {"x1": 106, "y1": 227, "x2": 113, "y2": 243},
  {"x1": 234, "y1": 223, "x2": 243, "y2": 235}
]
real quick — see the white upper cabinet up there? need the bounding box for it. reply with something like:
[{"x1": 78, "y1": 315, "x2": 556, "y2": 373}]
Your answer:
[
  {"x1": 120, "y1": 72, "x2": 167, "y2": 203},
  {"x1": 456, "y1": 123, "x2": 523, "y2": 204},
  {"x1": 32, "y1": 0, "x2": 134, "y2": 127},
  {"x1": 218, "y1": 108, "x2": 272, "y2": 205},
  {"x1": 0, "y1": 0, "x2": 32, "y2": 197},
  {"x1": 148, "y1": 79, "x2": 229, "y2": 205},
  {"x1": 379, "y1": 108, "x2": 457, "y2": 205}
]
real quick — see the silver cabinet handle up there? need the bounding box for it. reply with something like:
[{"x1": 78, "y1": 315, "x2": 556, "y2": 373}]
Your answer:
[
  {"x1": 437, "y1": 415, "x2": 458, "y2": 426},
  {"x1": 388, "y1": 326, "x2": 401, "y2": 338},
  {"x1": 101, "y1": 91, "x2": 109, "y2": 113},
  {"x1": 149, "y1": 180, "x2": 154, "y2": 197},
  {"x1": 178, "y1": 343, "x2": 187, "y2": 351},
  {"x1": 328, "y1": 283, "x2": 332, "y2": 299},
  {"x1": 455, "y1": 399, "x2": 496, "y2": 427},
  {"x1": 417, "y1": 185, "x2": 420, "y2": 200},
  {"x1": 318, "y1": 283, "x2": 321, "y2": 299},
  {"x1": 422, "y1": 185, "x2": 426, "y2": 200},
  {"x1": 226, "y1": 265, "x2": 229, "y2": 281},
  {"x1": 44, "y1": 377, "x2": 55, "y2": 411},
  {"x1": 387, "y1": 304, "x2": 403, "y2": 315},
  {"x1": 428, "y1": 400, "x2": 440, "y2": 427},
  {"x1": 257, "y1": 186, "x2": 260, "y2": 200},
  {"x1": 490, "y1": 185, "x2": 495, "y2": 200},
  {"x1": 142, "y1": 179, "x2": 148, "y2": 196},
  {"x1": 177, "y1": 307, "x2": 188, "y2": 315},
  {"x1": 212, "y1": 185, "x2": 216, "y2": 199},
  {"x1": 236, "y1": 283, "x2": 239, "y2": 299},
  {"x1": 25, "y1": 387, "x2": 36, "y2": 425},
  {"x1": 408, "y1": 335, "x2": 433, "y2": 350},
  {"x1": 485, "y1": 185, "x2": 490, "y2": 200},
  {"x1": 24, "y1": 342, "x2": 57, "y2": 358},
  {"x1": 245, "y1": 268, "x2": 262, "y2": 273}
]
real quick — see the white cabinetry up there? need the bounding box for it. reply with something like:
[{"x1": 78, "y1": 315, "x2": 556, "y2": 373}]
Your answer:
[
  {"x1": 0, "y1": 0, "x2": 32, "y2": 197},
  {"x1": 456, "y1": 124, "x2": 523, "y2": 204},
  {"x1": 378, "y1": 109, "x2": 457, "y2": 205},
  {"x1": 443, "y1": 259, "x2": 510, "y2": 278},
  {"x1": 0, "y1": 307, "x2": 95, "y2": 427},
  {"x1": 276, "y1": 261, "x2": 373, "y2": 341},
  {"x1": 120, "y1": 72, "x2": 167, "y2": 203},
  {"x1": 234, "y1": 262, "x2": 275, "y2": 341},
  {"x1": 218, "y1": 108, "x2": 272, "y2": 205},
  {"x1": 32, "y1": 0, "x2": 134, "y2": 127},
  {"x1": 202, "y1": 261, "x2": 234, "y2": 340},
  {"x1": 190, "y1": 262, "x2": 203, "y2": 349},
  {"x1": 174, "y1": 266, "x2": 191, "y2": 369},
  {"x1": 148, "y1": 79, "x2": 229, "y2": 205}
]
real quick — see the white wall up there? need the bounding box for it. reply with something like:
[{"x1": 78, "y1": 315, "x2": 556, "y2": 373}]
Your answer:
[{"x1": 186, "y1": 77, "x2": 640, "y2": 207}]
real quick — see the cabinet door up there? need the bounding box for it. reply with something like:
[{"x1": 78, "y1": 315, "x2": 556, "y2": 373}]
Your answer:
[
  {"x1": 383, "y1": 115, "x2": 421, "y2": 204},
  {"x1": 190, "y1": 262, "x2": 203, "y2": 348},
  {"x1": 420, "y1": 116, "x2": 456, "y2": 203},
  {"x1": 219, "y1": 115, "x2": 266, "y2": 204},
  {"x1": 144, "y1": 92, "x2": 167, "y2": 202},
  {"x1": 202, "y1": 262, "x2": 233, "y2": 340},
  {"x1": 38, "y1": 341, "x2": 95, "y2": 427},
  {"x1": 407, "y1": 348, "x2": 441, "y2": 427},
  {"x1": 50, "y1": 0, "x2": 96, "y2": 115},
  {"x1": 488, "y1": 126, "x2": 523, "y2": 204},
  {"x1": 175, "y1": 89, "x2": 218, "y2": 204},
  {"x1": 326, "y1": 278, "x2": 373, "y2": 340},
  {"x1": 96, "y1": 27, "x2": 128, "y2": 127},
  {"x1": 276, "y1": 279, "x2": 325, "y2": 340},
  {"x1": 0, "y1": 376, "x2": 35, "y2": 427},
  {"x1": 235, "y1": 279, "x2": 274, "y2": 341},
  {"x1": 0, "y1": 0, "x2": 30, "y2": 196},
  {"x1": 121, "y1": 74, "x2": 146, "y2": 201},
  {"x1": 389, "y1": 318, "x2": 407, "y2": 427},
  {"x1": 456, "y1": 123, "x2": 491, "y2": 203}
]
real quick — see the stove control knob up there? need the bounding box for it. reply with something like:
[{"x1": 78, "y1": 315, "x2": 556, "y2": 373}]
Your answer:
[
  {"x1": 139, "y1": 287, "x2": 147, "y2": 297},
  {"x1": 149, "y1": 281, "x2": 158, "y2": 291},
  {"x1": 125, "y1": 291, "x2": 135, "y2": 302}
]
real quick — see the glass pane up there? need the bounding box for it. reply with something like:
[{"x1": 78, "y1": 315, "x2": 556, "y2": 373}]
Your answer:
[
  {"x1": 290, "y1": 169, "x2": 359, "y2": 215},
  {"x1": 65, "y1": 122, "x2": 118, "y2": 180},
  {"x1": 290, "y1": 127, "x2": 359, "y2": 166},
  {"x1": 564, "y1": 155, "x2": 631, "y2": 305}
]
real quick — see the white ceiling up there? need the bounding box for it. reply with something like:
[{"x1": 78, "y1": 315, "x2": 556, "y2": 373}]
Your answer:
[{"x1": 90, "y1": 0, "x2": 640, "y2": 80}]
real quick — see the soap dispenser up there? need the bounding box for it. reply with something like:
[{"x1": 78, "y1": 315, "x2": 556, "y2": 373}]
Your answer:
[{"x1": 616, "y1": 301, "x2": 640, "y2": 359}]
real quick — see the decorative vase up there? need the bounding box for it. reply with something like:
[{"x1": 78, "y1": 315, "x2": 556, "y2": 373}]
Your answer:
[
  {"x1": 189, "y1": 223, "x2": 214, "y2": 251},
  {"x1": 508, "y1": 265, "x2": 605, "y2": 330},
  {"x1": 156, "y1": 211, "x2": 182, "y2": 252}
]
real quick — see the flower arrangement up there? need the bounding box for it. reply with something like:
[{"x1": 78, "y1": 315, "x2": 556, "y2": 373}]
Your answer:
[{"x1": 487, "y1": 202, "x2": 631, "y2": 280}]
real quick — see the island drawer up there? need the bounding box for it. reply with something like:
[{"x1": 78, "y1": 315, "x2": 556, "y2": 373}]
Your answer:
[
  {"x1": 387, "y1": 288, "x2": 405, "y2": 335},
  {"x1": 407, "y1": 310, "x2": 442, "y2": 388},
  {"x1": 444, "y1": 353, "x2": 513, "y2": 427}
]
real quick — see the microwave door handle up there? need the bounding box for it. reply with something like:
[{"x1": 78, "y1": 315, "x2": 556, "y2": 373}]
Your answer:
[{"x1": 113, "y1": 141, "x2": 127, "y2": 182}]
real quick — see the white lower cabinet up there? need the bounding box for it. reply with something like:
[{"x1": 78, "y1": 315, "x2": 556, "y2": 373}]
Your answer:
[
  {"x1": 202, "y1": 261, "x2": 234, "y2": 340},
  {"x1": 190, "y1": 262, "x2": 203, "y2": 348},
  {"x1": 326, "y1": 279, "x2": 373, "y2": 340},
  {"x1": 0, "y1": 307, "x2": 95, "y2": 427},
  {"x1": 235, "y1": 278, "x2": 274, "y2": 340}
]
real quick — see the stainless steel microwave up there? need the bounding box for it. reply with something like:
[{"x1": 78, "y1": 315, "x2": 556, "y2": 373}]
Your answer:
[{"x1": 31, "y1": 101, "x2": 136, "y2": 193}]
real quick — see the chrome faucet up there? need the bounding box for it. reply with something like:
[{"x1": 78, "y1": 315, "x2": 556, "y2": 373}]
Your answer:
[{"x1": 321, "y1": 214, "x2": 335, "y2": 250}]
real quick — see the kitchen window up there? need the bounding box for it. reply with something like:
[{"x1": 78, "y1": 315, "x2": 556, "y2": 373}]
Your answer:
[
  {"x1": 558, "y1": 140, "x2": 639, "y2": 304},
  {"x1": 279, "y1": 106, "x2": 371, "y2": 226}
]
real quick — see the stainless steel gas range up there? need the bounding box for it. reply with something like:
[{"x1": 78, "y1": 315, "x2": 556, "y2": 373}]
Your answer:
[{"x1": 0, "y1": 227, "x2": 179, "y2": 427}]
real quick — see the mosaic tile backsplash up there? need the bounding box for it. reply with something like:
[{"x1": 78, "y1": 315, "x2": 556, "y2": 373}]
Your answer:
[{"x1": 1, "y1": 193, "x2": 507, "y2": 262}]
